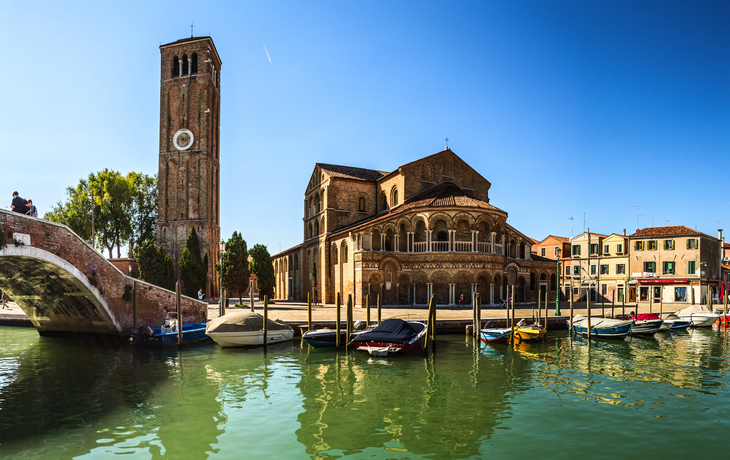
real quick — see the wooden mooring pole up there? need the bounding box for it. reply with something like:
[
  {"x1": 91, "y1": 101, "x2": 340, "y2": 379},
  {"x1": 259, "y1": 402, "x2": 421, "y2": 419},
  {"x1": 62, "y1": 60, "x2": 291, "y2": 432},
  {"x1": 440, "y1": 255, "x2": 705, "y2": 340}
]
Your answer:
[
  {"x1": 424, "y1": 295, "x2": 435, "y2": 353},
  {"x1": 611, "y1": 291, "x2": 615, "y2": 318},
  {"x1": 176, "y1": 281, "x2": 182, "y2": 347},
  {"x1": 263, "y1": 295, "x2": 268, "y2": 350},
  {"x1": 307, "y1": 292, "x2": 312, "y2": 332},
  {"x1": 587, "y1": 285, "x2": 591, "y2": 340},
  {"x1": 366, "y1": 294, "x2": 371, "y2": 325},
  {"x1": 510, "y1": 285, "x2": 516, "y2": 346},
  {"x1": 336, "y1": 292, "x2": 341, "y2": 349},
  {"x1": 659, "y1": 286, "x2": 664, "y2": 317},
  {"x1": 377, "y1": 294, "x2": 381, "y2": 325},
  {"x1": 347, "y1": 294, "x2": 353, "y2": 344},
  {"x1": 132, "y1": 281, "x2": 137, "y2": 331}
]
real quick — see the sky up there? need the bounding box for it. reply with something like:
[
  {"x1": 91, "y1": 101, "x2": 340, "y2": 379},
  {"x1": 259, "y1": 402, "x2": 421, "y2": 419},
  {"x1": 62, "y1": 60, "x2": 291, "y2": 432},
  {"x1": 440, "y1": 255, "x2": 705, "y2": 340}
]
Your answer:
[{"x1": 1, "y1": 0, "x2": 728, "y2": 256}]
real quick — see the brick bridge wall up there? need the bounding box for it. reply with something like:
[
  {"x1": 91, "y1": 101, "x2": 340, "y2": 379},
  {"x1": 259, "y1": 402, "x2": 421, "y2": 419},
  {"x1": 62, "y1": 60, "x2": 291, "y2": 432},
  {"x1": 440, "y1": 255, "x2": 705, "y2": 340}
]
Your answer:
[{"x1": 0, "y1": 210, "x2": 206, "y2": 336}]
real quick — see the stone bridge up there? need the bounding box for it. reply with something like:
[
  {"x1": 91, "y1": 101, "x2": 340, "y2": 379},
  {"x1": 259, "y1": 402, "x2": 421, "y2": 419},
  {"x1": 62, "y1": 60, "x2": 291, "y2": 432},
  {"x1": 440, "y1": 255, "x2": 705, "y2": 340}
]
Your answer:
[{"x1": 0, "y1": 209, "x2": 207, "y2": 337}]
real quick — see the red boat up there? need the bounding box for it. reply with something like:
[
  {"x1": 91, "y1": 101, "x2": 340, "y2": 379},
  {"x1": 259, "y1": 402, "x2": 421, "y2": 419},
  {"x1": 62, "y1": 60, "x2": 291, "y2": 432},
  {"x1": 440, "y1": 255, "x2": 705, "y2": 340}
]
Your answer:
[{"x1": 349, "y1": 318, "x2": 427, "y2": 356}]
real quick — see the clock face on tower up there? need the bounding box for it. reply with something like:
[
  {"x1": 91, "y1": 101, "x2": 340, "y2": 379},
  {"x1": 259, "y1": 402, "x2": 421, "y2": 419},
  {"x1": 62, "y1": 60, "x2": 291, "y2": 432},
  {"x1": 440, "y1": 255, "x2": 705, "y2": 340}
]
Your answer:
[{"x1": 173, "y1": 129, "x2": 194, "y2": 151}]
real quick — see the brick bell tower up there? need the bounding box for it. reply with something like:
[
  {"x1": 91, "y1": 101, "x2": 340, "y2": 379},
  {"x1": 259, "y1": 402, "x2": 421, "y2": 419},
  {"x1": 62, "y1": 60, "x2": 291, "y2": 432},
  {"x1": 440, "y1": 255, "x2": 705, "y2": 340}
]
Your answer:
[{"x1": 156, "y1": 36, "x2": 221, "y2": 297}]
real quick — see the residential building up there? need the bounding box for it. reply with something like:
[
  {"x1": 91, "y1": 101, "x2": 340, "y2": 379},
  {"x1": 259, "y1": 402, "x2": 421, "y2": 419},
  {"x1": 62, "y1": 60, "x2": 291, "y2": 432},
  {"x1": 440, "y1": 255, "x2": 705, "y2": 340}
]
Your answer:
[
  {"x1": 628, "y1": 226, "x2": 721, "y2": 305},
  {"x1": 597, "y1": 232, "x2": 630, "y2": 304},
  {"x1": 566, "y1": 231, "x2": 609, "y2": 302}
]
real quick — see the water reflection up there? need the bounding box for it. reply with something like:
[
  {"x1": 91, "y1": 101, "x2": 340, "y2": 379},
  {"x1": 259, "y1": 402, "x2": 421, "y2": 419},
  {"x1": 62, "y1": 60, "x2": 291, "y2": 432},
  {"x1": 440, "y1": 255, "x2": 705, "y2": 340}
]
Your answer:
[
  {"x1": 519, "y1": 329, "x2": 730, "y2": 407},
  {"x1": 295, "y1": 339, "x2": 533, "y2": 460},
  {"x1": 0, "y1": 328, "x2": 225, "y2": 459}
]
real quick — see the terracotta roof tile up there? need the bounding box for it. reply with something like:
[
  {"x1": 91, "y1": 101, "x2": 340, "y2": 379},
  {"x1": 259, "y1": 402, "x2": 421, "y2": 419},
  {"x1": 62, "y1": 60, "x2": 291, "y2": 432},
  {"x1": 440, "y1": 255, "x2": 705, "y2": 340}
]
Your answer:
[
  {"x1": 629, "y1": 225, "x2": 707, "y2": 238},
  {"x1": 317, "y1": 163, "x2": 388, "y2": 182}
]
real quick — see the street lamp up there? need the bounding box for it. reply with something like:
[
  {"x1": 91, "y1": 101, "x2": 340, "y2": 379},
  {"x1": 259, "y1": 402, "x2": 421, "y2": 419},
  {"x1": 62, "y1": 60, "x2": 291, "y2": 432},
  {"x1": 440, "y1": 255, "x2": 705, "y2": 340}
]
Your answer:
[
  {"x1": 555, "y1": 247, "x2": 561, "y2": 316},
  {"x1": 219, "y1": 239, "x2": 226, "y2": 316}
]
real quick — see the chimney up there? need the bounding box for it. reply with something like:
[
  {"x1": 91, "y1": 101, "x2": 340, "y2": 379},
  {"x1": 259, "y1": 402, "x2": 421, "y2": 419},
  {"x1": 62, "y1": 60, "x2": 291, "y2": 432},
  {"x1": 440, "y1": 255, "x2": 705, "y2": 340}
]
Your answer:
[
  {"x1": 623, "y1": 228, "x2": 626, "y2": 236},
  {"x1": 719, "y1": 229, "x2": 723, "y2": 240}
]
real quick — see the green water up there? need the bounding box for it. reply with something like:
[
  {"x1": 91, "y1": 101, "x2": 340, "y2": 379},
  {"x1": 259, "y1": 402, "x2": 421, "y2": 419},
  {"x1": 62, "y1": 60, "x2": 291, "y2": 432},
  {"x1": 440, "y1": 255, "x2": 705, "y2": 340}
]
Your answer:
[{"x1": 1, "y1": 326, "x2": 729, "y2": 459}]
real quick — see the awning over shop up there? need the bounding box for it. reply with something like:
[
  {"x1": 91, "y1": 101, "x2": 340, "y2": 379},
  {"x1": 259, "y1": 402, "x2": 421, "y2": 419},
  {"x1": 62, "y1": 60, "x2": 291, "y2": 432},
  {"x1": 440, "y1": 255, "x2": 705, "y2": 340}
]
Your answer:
[{"x1": 638, "y1": 278, "x2": 688, "y2": 285}]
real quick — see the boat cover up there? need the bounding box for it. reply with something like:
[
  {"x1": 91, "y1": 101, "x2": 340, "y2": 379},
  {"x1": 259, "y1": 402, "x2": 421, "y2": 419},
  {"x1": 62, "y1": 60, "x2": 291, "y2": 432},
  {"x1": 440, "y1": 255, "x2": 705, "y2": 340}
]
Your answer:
[
  {"x1": 676, "y1": 305, "x2": 713, "y2": 316},
  {"x1": 206, "y1": 311, "x2": 292, "y2": 333},
  {"x1": 634, "y1": 313, "x2": 660, "y2": 321},
  {"x1": 353, "y1": 319, "x2": 424, "y2": 344}
]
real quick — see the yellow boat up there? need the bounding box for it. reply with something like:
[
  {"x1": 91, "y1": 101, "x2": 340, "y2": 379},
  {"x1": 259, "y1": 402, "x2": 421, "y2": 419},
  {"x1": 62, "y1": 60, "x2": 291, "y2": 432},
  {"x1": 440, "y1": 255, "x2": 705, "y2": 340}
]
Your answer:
[{"x1": 512, "y1": 320, "x2": 546, "y2": 342}]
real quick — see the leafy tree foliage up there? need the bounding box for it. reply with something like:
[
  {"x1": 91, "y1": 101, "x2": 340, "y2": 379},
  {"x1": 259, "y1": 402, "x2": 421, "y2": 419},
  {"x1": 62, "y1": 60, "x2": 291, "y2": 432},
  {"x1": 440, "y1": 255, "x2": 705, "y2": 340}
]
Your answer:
[
  {"x1": 128, "y1": 173, "x2": 158, "y2": 256},
  {"x1": 135, "y1": 239, "x2": 176, "y2": 291},
  {"x1": 179, "y1": 226, "x2": 208, "y2": 297},
  {"x1": 44, "y1": 179, "x2": 97, "y2": 243},
  {"x1": 45, "y1": 170, "x2": 157, "y2": 258},
  {"x1": 215, "y1": 231, "x2": 250, "y2": 304},
  {"x1": 250, "y1": 244, "x2": 275, "y2": 300}
]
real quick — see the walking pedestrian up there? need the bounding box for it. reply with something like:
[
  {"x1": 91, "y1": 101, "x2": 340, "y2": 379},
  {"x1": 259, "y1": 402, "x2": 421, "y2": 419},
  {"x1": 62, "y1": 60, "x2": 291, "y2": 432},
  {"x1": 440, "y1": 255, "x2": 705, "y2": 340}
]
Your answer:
[
  {"x1": 459, "y1": 291, "x2": 464, "y2": 306},
  {"x1": 198, "y1": 288, "x2": 204, "y2": 301},
  {"x1": 26, "y1": 199, "x2": 38, "y2": 217},
  {"x1": 1, "y1": 291, "x2": 6, "y2": 309}
]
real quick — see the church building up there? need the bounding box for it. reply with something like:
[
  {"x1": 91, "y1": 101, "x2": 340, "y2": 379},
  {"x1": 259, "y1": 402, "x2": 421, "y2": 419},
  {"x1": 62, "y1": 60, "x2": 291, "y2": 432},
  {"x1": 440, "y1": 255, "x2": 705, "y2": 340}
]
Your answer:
[{"x1": 272, "y1": 148, "x2": 557, "y2": 307}]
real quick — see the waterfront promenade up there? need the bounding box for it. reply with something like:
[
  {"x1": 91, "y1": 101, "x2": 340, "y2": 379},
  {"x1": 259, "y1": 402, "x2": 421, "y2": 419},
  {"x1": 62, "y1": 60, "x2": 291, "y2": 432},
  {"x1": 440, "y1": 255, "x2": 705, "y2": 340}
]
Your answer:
[{"x1": 0, "y1": 298, "x2": 701, "y2": 332}]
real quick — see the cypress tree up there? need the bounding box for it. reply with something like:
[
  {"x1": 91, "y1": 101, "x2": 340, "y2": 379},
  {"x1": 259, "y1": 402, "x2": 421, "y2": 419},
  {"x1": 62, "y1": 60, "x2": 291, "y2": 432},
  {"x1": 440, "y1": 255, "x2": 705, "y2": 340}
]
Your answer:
[{"x1": 179, "y1": 226, "x2": 208, "y2": 297}]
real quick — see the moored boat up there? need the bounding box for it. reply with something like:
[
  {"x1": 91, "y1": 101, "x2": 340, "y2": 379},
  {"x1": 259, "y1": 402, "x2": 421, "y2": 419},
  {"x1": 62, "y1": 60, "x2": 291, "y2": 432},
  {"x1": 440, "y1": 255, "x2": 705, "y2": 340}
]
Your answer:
[
  {"x1": 206, "y1": 311, "x2": 294, "y2": 347},
  {"x1": 480, "y1": 328, "x2": 512, "y2": 343},
  {"x1": 569, "y1": 315, "x2": 633, "y2": 339},
  {"x1": 512, "y1": 319, "x2": 545, "y2": 342},
  {"x1": 676, "y1": 305, "x2": 719, "y2": 327},
  {"x1": 659, "y1": 313, "x2": 691, "y2": 331},
  {"x1": 130, "y1": 320, "x2": 209, "y2": 347},
  {"x1": 628, "y1": 313, "x2": 663, "y2": 335},
  {"x1": 302, "y1": 328, "x2": 348, "y2": 348},
  {"x1": 349, "y1": 318, "x2": 427, "y2": 356}
]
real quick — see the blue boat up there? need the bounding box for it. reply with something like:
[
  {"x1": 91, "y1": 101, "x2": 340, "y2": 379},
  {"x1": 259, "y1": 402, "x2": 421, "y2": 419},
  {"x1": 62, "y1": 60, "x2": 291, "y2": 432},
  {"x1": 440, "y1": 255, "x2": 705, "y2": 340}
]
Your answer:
[
  {"x1": 131, "y1": 322, "x2": 210, "y2": 347},
  {"x1": 302, "y1": 328, "x2": 350, "y2": 348},
  {"x1": 479, "y1": 328, "x2": 511, "y2": 343},
  {"x1": 569, "y1": 315, "x2": 633, "y2": 339}
]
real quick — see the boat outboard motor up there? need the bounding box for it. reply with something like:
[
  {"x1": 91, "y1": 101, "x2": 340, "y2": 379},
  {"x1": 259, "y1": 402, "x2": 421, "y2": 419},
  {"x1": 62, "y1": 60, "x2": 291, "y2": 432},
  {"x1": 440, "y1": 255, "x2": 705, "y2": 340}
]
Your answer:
[
  {"x1": 130, "y1": 325, "x2": 155, "y2": 345},
  {"x1": 354, "y1": 321, "x2": 367, "y2": 330}
]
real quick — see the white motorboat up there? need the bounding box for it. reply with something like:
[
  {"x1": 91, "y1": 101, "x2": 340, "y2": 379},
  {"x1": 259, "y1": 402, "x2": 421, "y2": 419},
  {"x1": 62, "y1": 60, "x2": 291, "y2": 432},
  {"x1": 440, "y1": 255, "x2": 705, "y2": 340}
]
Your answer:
[
  {"x1": 206, "y1": 311, "x2": 294, "y2": 347},
  {"x1": 659, "y1": 313, "x2": 691, "y2": 331},
  {"x1": 675, "y1": 305, "x2": 719, "y2": 327}
]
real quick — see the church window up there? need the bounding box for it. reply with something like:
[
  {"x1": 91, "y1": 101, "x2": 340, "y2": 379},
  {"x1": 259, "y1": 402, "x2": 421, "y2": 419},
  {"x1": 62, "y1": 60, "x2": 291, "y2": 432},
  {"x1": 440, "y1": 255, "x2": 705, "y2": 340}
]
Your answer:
[
  {"x1": 341, "y1": 243, "x2": 348, "y2": 263},
  {"x1": 173, "y1": 56, "x2": 180, "y2": 77},
  {"x1": 191, "y1": 53, "x2": 198, "y2": 74},
  {"x1": 182, "y1": 54, "x2": 189, "y2": 75},
  {"x1": 391, "y1": 187, "x2": 398, "y2": 206},
  {"x1": 332, "y1": 244, "x2": 338, "y2": 264},
  {"x1": 359, "y1": 197, "x2": 365, "y2": 212}
]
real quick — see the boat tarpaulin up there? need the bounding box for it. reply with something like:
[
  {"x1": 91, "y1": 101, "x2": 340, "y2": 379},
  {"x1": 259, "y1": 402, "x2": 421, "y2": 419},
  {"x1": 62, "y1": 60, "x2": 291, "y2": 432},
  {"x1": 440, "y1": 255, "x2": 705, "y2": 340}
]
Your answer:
[
  {"x1": 206, "y1": 311, "x2": 291, "y2": 333},
  {"x1": 354, "y1": 318, "x2": 423, "y2": 344}
]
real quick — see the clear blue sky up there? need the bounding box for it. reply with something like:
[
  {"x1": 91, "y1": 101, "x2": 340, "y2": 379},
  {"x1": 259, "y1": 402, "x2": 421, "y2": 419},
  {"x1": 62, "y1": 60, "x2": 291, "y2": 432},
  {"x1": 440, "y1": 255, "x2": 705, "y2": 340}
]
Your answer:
[{"x1": 2, "y1": 1, "x2": 728, "y2": 255}]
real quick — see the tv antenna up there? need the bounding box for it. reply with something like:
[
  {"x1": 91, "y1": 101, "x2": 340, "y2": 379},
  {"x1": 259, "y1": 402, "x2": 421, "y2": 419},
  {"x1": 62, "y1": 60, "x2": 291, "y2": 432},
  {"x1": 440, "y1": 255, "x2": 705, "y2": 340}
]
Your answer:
[
  {"x1": 659, "y1": 213, "x2": 668, "y2": 225},
  {"x1": 190, "y1": 21, "x2": 194, "y2": 37},
  {"x1": 646, "y1": 204, "x2": 654, "y2": 227}
]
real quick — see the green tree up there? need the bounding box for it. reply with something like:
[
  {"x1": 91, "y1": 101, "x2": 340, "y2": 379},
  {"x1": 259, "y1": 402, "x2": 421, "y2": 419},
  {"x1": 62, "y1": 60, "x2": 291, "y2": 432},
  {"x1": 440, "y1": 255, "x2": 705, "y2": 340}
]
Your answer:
[
  {"x1": 135, "y1": 239, "x2": 176, "y2": 291},
  {"x1": 250, "y1": 244, "x2": 275, "y2": 300},
  {"x1": 179, "y1": 226, "x2": 208, "y2": 297},
  {"x1": 128, "y1": 172, "x2": 158, "y2": 256},
  {"x1": 215, "y1": 231, "x2": 250, "y2": 305},
  {"x1": 89, "y1": 169, "x2": 134, "y2": 258},
  {"x1": 45, "y1": 170, "x2": 156, "y2": 258},
  {"x1": 45, "y1": 179, "x2": 97, "y2": 243}
]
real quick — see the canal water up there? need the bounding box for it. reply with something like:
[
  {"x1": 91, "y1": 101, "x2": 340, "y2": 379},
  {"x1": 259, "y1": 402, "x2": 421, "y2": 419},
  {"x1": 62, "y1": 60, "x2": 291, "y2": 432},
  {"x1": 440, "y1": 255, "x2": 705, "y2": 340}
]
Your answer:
[{"x1": 1, "y1": 326, "x2": 729, "y2": 459}]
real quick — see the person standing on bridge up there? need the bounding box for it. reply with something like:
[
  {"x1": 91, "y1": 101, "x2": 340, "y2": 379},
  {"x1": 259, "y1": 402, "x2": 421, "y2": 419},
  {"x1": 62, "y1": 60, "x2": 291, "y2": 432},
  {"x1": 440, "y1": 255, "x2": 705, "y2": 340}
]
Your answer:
[
  {"x1": 11, "y1": 191, "x2": 28, "y2": 214},
  {"x1": 198, "y1": 289, "x2": 204, "y2": 301}
]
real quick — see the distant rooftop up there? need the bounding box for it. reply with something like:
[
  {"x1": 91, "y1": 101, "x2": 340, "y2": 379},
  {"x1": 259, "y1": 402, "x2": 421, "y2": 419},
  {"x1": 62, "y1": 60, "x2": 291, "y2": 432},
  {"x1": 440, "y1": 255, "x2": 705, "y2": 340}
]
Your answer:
[
  {"x1": 317, "y1": 163, "x2": 389, "y2": 182},
  {"x1": 630, "y1": 225, "x2": 707, "y2": 238}
]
